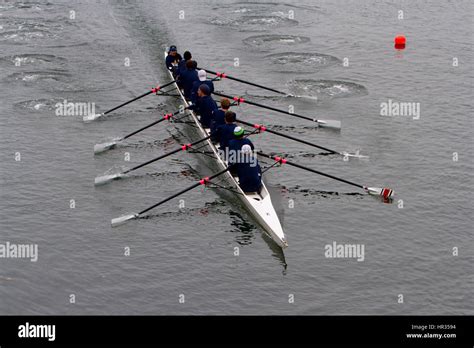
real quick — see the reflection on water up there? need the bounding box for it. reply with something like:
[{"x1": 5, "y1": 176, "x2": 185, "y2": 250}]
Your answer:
[{"x1": 228, "y1": 210, "x2": 287, "y2": 269}]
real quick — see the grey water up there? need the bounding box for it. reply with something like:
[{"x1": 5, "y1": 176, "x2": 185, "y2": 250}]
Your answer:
[{"x1": 0, "y1": 0, "x2": 472, "y2": 315}]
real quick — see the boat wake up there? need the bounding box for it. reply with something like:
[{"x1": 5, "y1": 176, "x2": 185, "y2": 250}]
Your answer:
[
  {"x1": 14, "y1": 98, "x2": 65, "y2": 112},
  {"x1": 282, "y1": 185, "x2": 365, "y2": 199},
  {"x1": 243, "y1": 34, "x2": 310, "y2": 49},
  {"x1": 0, "y1": 53, "x2": 66, "y2": 68},
  {"x1": 288, "y1": 79, "x2": 368, "y2": 99},
  {"x1": 209, "y1": 15, "x2": 298, "y2": 31},
  {"x1": 265, "y1": 52, "x2": 342, "y2": 72}
]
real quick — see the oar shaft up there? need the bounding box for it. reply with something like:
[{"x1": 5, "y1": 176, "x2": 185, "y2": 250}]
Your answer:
[
  {"x1": 213, "y1": 92, "x2": 315, "y2": 123},
  {"x1": 123, "y1": 117, "x2": 165, "y2": 140},
  {"x1": 139, "y1": 182, "x2": 202, "y2": 215},
  {"x1": 122, "y1": 107, "x2": 187, "y2": 140},
  {"x1": 200, "y1": 68, "x2": 286, "y2": 95},
  {"x1": 138, "y1": 166, "x2": 232, "y2": 215},
  {"x1": 103, "y1": 80, "x2": 176, "y2": 115},
  {"x1": 237, "y1": 120, "x2": 338, "y2": 154},
  {"x1": 125, "y1": 135, "x2": 211, "y2": 173},
  {"x1": 257, "y1": 152, "x2": 364, "y2": 189}
]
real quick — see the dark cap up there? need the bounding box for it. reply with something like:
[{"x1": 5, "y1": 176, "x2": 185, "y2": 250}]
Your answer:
[
  {"x1": 169, "y1": 45, "x2": 177, "y2": 52},
  {"x1": 199, "y1": 84, "x2": 210, "y2": 95}
]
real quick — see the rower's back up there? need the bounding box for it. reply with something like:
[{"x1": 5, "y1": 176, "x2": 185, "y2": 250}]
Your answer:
[
  {"x1": 236, "y1": 144, "x2": 262, "y2": 193},
  {"x1": 179, "y1": 60, "x2": 199, "y2": 99}
]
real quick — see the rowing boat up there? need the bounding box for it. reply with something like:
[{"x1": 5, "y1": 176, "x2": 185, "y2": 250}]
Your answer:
[
  {"x1": 164, "y1": 51, "x2": 288, "y2": 249},
  {"x1": 102, "y1": 53, "x2": 394, "y2": 251}
]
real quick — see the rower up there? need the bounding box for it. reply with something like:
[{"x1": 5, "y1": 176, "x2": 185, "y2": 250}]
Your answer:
[
  {"x1": 229, "y1": 126, "x2": 255, "y2": 153},
  {"x1": 190, "y1": 70, "x2": 214, "y2": 105},
  {"x1": 177, "y1": 51, "x2": 192, "y2": 78},
  {"x1": 235, "y1": 144, "x2": 262, "y2": 193},
  {"x1": 228, "y1": 126, "x2": 254, "y2": 175},
  {"x1": 165, "y1": 45, "x2": 182, "y2": 77},
  {"x1": 190, "y1": 84, "x2": 217, "y2": 128},
  {"x1": 212, "y1": 110, "x2": 237, "y2": 150},
  {"x1": 210, "y1": 98, "x2": 232, "y2": 135},
  {"x1": 179, "y1": 59, "x2": 199, "y2": 99}
]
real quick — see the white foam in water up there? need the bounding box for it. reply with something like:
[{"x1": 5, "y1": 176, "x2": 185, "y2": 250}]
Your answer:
[
  {"x1": 83, "y1": 113, "x2": 103, "y2": 122},
  {"x1": 111, "y1": 213, "x2": 138, "y2": 227},
  {"x1": 94, "y1": 138, "x2": 121, "y2": 154},
  {"x1": 22, "y1": 75, "x2": 36, "y2": 81},
  {"x1": 94, "y1": 172, "x2": 123, "y2": 186}
]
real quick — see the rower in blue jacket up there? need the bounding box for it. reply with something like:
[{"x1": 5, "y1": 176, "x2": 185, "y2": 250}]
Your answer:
[
  {"x1": 190, "y1": 84, "x2": 217, "y2": 128},
  {"x1": 179, "y1": 60, "x2": 199, "y2": 99},
  {"x1": 228, "y1": 126, "x2": 255, "y2": 175},
  {"x1": 190, "y1": 70, "x2": 214, "y2": 105},
  {"x1": 177, "y1": 51, "x2": 192, "y2": 78},
  {"x1": 235, "y1": 144, "x2": 262, "y2": 193},
  {"x1": 212, "y1": 111, "x2": 237, "y2": 150},
  {"x1": 165, "y1": 45, "x2": 182, "y2": 77},
  {"x1": 229, "y1": 126, "x2": 255, "y2": 153},
  {"x1": 210, "y1": 98, "x2": 232, "y2": 135}
]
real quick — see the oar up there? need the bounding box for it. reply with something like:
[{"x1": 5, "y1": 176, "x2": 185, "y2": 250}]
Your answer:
[
  {"x1": 213, "y1": 92, "x2": 341, "y2": 129},
  {"x1": 257, "y1": 152, "x2": 394, "y2": 199},
  {"x1": 237, "y1": 120, "x2": 367, "y2": 159},
  {"x1": 83, "y1": 80, "x2": 176, "y2": 122},
  {"x1": 94, "y1": 135, "x2": 211, "y2": 186},
  {"x1": 111, "y1": 166, "x2": 232, "y2": 227},
  {"x1": 199, "y1": 67, "x2": 291, "y2": 96},
  {"x1": 94, "y1": 107, "x2": 190, "y2": 154}
]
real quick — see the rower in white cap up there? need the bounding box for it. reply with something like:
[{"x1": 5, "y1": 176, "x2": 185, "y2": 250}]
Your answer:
[
  {"x1": 191, "y1": 69, "x2": 214, "y2": 104},
  {"x1": 235, "y1": 144, "x2": 262, "y2": 193}
]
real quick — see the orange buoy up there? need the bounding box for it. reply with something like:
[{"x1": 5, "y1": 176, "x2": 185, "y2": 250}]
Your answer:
[{"x1": 394, "y1": 35, "x2": 406, "y2": 49}]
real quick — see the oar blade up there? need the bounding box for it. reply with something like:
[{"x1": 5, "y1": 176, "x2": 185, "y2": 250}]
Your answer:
[
  {"x1": 341, "y1": 150, "x2": 369, "y2": 160},
  {"x1": 94, "y1": 138, "x2": 121, "y2": 154},
  {"x1": 366, "y1": 187, "x2": 394, "y2": 199},
  {"x1": 94, "y1": 173, "x2": 123, "y2": 186},
  {"x1": 317, "y1": 119, "x2": 341, "y2": 129},
  {"x1": 111, "y1": 213, "x2": 139, "y2": 227},
  {"x1": 83, "y1": 113, "x2": 104, "y2": 122}
]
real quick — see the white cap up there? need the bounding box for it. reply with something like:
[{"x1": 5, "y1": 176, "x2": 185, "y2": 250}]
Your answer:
[
  {"x1": 198, "y1": 69, "x2": 207, "y2": 81},
  {"x1": 241, "y1": 144, "x2": 252, "y2": 153}
]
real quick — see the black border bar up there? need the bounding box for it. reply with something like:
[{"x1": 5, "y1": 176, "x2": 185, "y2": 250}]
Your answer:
[{"x1": 0, "y1": 315, "x2": 472, "y2": 346}]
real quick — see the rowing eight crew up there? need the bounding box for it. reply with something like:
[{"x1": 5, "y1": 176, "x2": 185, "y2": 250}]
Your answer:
[{"x1": 166, "y1": 45, "x2": 262, "y2": 193}]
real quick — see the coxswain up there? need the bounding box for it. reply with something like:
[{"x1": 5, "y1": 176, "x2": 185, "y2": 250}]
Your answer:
[{"x1": 165, "y1": 45, "x2": 182, "y2": 77}]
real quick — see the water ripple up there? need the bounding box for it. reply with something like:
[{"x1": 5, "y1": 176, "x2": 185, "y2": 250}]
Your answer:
[
  {"x1": 243, "y1": 35, "x2": 310, "y2": 49},
  {"x1": 265, "y1": 52, "x2": 342, "y2": 72},
  {"x1": 288, "y1": 79, "x2": 368, "y2": 98}
]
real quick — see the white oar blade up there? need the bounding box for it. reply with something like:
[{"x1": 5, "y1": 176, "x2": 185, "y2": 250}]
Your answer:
[
  {"x1": 83, "y1": 113, "x2": 104, "y2": 122},
  {"x1": 341, "y1": 151, "x2": 369, "y2": 159},
  {"x1": 94, "y1": 139, "x2": 120, "y2": 154},
  {"x1": 111, "y1": 213, "x2": 138, "y2": 227},
  {"x1": 94, "y1": 173, "x2": 123, "y2": 186},
  {"x1": 317, "y1": 119, "x2": 341, "y2": 129},
  {"x1": 366, "y1": 187, "x2": 394, "y2": 199}
]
